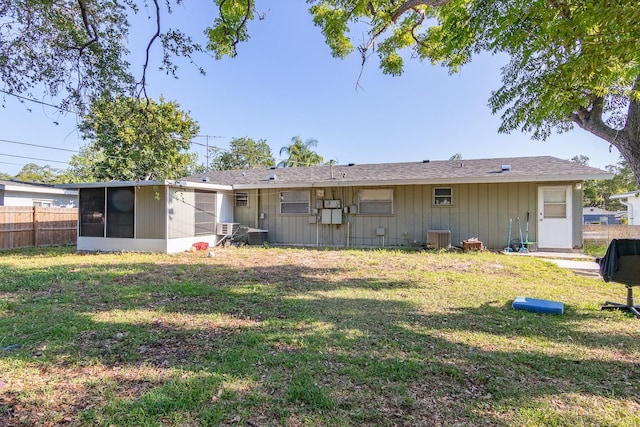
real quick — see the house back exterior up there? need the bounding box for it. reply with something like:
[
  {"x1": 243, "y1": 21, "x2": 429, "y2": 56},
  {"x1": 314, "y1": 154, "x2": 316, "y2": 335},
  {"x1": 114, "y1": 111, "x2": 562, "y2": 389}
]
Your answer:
[
  {"x1": 60, "y1": 156, "x2": 612, "y2": 253},
  {"x1": 185, "y1": 156, "x2": 612, "y2": 251}
]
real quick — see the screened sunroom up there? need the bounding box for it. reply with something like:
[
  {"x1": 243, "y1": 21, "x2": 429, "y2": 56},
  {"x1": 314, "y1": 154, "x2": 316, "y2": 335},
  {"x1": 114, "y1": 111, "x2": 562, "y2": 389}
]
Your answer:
[{"x1": 60, "y1": 180, "x2": 234, "y2": 253}]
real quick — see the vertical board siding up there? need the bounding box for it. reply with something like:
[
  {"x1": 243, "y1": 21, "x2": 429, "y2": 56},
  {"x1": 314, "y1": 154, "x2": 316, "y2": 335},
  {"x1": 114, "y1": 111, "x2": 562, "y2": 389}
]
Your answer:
[
  {"x1": 136, "y1": 186, "x2": 166, "y2": 239},
  {"x1": 0, "y1": 206, "x2": 77, "y2": 249},
  {"x1": 234, "y1": 190, "x2": 259, "y2": 228},
  {"x1": 168, "y1": 189, "x2": 196, "y2": 238},
  {"x1": 244, "y1": 182, "x2": 575, "y2": 249}
]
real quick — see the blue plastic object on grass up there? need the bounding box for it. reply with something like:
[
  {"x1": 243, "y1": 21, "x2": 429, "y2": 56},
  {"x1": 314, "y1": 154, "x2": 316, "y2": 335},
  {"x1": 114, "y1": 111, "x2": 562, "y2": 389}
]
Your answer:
[{"x1": 512, "y1": 296, "x2": 564, "y2": 315}]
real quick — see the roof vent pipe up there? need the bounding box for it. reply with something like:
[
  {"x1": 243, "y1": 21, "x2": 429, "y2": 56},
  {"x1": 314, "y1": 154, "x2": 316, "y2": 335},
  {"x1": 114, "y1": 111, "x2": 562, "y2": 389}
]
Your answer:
[
  {"x1": 201, "y1": 176, "x2": 210, "y2": 182},
  {"x1": 501, "y1": 165, "x2": 512, "y2": 172},
  {"x1": 269, "y1": 174, "x2": 277, "y2": 181}
]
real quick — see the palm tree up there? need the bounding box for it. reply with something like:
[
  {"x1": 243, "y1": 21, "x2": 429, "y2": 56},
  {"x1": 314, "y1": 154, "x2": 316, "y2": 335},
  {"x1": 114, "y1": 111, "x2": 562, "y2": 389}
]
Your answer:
[{"x1": 278, "y1": 136, "x2": 324, "y2": 167}]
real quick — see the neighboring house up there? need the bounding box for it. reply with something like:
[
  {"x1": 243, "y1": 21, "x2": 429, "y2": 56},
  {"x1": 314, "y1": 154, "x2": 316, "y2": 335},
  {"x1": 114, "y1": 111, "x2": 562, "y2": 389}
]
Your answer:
[
  {"x1": 609, "y1": 191, "x2": 640, "y2": 225},
  {"x1": 583, "y1": 207, "x2": 621, "y2": 225},
  {"x1": 58, "y1": 156, "x2": 612, "y2": 253},
  {"x1": 0, "y1": 180, "x2": 77, "y2": 207}
]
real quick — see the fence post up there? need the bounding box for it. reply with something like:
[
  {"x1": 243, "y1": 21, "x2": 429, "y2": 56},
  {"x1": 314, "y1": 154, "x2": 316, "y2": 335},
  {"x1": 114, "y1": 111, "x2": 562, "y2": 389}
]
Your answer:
[{"x1": 34, "y1": 206, "x2": 40, "y2": 247}]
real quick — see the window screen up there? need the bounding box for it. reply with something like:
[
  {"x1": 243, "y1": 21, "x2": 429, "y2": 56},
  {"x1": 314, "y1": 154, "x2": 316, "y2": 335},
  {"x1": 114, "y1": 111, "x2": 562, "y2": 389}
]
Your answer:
[
  {"x1": 235, "y1": 192, "x2": 249, "y2": 207},
  {"x1": 434, "y1": 187, "x2": 453, "y2": 206},
  {"x1": 106, "y1": 187, "x2": 134, "y2": 238},
  {"x1": 80, "y1": 188, "x2": 105, "y2": 237},
  {"x1": 195, "y1": 190, "x2": 216, "y2": 235},
  {"x1": 280, "y1": 191, "x2": 310, "y2": 214},
  {"x1": 359, "y1": 189, "x2": 393, "y2": 215}
]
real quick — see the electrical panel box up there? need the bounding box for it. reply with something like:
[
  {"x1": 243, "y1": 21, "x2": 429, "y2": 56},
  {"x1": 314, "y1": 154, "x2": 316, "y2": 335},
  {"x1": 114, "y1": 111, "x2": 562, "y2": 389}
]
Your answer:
[
  {"x1": 323, "y1": 199, "x2": 342, "y2": 209},
  {"x1": 321, "y1": 209, "x2": 343, "y2": 224}
]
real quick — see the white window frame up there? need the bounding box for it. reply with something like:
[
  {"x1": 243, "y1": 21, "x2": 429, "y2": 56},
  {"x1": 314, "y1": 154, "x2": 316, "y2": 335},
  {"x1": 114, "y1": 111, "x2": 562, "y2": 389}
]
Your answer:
[
  {"x1": 280, "y1": 190, "x2": 310, "y2": 215},
  {"x1": 235, "y1": 192, "x2": 249, "y2": 208},
  {"x1": 433, "y1": 187, "x2": 453, "y2": 206},
  {"x1": 358, "y1": 189, "x2": 394, "y2": 215}
]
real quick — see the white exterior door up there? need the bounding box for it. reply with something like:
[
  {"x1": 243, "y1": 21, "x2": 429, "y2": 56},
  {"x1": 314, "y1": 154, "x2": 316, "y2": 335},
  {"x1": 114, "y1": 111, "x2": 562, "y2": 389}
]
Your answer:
[{"x1": 538, "y1": 186, "x2": 572, "y2": 249}]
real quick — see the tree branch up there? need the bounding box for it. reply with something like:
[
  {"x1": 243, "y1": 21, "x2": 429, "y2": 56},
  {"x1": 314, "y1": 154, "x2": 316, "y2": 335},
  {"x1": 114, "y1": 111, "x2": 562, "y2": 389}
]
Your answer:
[
  {"x1": 625, "y1": 75, "x2": 640, "y2": 141},
  {"x1": 390, "y1": 0, "x2": 452, "y2": 23},
  {"x1": 138, "y1": 0, "x2": 161, "y2": 99},
  {"x1": 76, "y1": 0, "x2": 99, "y2": 54},
  {"x1": 218, "y1": 0, "x2": 253, "y2": 57},
  {"x1": 570, "y1": 97, "x2": 623, "y2": 148}
]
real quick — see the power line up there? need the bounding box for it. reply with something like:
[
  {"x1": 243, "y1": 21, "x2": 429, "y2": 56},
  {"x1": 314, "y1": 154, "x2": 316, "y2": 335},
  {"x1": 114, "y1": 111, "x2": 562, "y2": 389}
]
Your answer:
[
  {"x1": 0, "y1": 153, "x2": 69, "y2": 165},
  {"x1": 0, "y1": 89, "x2": 78, "y2": 115},
  {"x1": 0, "y1": 138, "x2": 79, "y2": 153}
]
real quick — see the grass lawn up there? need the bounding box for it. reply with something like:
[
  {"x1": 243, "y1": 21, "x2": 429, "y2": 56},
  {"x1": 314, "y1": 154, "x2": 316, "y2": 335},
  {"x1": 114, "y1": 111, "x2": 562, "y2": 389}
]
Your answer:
[{"x1": 1, "y1": 246, "x2": 639, "y2": 426}]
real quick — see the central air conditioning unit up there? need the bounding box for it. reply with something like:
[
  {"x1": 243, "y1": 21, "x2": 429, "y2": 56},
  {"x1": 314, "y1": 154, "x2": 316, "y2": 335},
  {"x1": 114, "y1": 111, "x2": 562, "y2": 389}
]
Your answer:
[
  {"x1": 217, "y1": 222, "x2": 240, "y2": 236},
  {"x1": 427, "y1": 230, "x2": 451, "y2": 249}
]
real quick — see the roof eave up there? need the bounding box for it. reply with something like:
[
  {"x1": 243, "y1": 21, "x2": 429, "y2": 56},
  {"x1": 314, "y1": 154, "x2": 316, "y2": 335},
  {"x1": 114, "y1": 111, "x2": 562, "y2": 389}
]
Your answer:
[
  {"x1": 56, "y1": 180, "x2": 232, "y2": 191},
  {"x1": 231, "y1": 173, "x2": 614, "y2": 189}
]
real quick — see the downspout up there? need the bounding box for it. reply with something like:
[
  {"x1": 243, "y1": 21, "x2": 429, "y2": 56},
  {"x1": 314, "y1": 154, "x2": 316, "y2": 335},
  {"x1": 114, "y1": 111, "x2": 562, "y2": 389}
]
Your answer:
[{"x1": 620, "y1": 201, "x2": 634, "y2": 225}]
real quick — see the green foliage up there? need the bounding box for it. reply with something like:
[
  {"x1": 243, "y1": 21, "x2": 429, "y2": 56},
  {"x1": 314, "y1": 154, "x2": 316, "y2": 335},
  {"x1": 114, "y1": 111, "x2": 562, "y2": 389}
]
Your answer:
[
  {"x1": 209, "y1": 137, "x2": 275, "y2": 170},
  {"x1": 574, "y1": 155, "x2": 637, "y2": 209},
  {"x1": 78, "y1": 96, "x2": 201, "y2": 181},
  {"x1": 14, "y1": 163, "x2": 63, "y2": 184},
  {"x1": 0, "y1": 172, "x2": 14, "y2": 180},
  {"x1": 0, "y1": 0, "x2": 134, "y2": 111},
  {"x1": 3, "y1": 1, "x2": 640, "y2": 185},
  {"x1": 56, "y1": 146, "x2": 106, "y2": 184},
  {"x1": 206, "y1": 0, "x2": 255, "y2": 59},
  {"x1": 278, "y1": 136, "x2": 324, "y2": 168}
]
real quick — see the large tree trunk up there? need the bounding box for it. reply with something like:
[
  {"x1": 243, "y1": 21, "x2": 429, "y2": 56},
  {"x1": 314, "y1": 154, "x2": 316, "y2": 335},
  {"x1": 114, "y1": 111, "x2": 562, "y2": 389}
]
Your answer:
[{"x1": 571, "y1": 78, "x2": 640, "y2": 188}]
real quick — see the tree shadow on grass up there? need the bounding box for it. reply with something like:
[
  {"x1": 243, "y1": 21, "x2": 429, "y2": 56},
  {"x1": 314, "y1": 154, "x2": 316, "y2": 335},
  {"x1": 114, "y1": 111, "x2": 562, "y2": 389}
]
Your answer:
[{"x1": 1, "y1": 254, "x2": 639, "y2": 426}]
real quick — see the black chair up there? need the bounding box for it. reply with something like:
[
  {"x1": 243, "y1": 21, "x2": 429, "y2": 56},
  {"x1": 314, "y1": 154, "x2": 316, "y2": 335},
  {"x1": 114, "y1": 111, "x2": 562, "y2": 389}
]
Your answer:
[{"x1": 598, "y1": 239, "x2": 640, "y2": 318}]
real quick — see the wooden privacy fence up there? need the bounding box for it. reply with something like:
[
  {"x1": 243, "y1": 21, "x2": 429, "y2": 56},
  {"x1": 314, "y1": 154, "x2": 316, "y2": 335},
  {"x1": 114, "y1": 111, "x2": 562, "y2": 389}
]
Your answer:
[{"x1": 0, "y1": 207, "x2": 77, "y2": 250}]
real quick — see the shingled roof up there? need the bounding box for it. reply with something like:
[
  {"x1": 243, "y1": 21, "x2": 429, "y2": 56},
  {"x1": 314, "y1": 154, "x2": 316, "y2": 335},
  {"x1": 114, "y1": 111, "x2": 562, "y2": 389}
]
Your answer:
[{"x1": 183, "y1": 156, "x2": 611, "y2": 189}]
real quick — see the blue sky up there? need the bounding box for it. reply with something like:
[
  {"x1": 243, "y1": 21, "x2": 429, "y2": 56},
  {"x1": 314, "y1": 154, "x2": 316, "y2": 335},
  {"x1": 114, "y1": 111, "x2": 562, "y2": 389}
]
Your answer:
[{"x1": 0, "y1": 1, "x2": 622, "y2": 177}]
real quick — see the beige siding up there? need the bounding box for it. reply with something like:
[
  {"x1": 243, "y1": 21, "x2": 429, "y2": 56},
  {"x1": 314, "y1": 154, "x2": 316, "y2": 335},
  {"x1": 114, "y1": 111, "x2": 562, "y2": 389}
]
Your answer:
[
  {"x1": 136, "y1": 186, "x2": 166, "y2": 239},
  {"x1": 168, "y1": 188, "x2": 195, "y2": 238},
  {"x1": 236, "y1": 182, "x2": 581, "y2": 249},
  {"x1": 234, "y1": 190, "x2": 260, "y2": 228}
]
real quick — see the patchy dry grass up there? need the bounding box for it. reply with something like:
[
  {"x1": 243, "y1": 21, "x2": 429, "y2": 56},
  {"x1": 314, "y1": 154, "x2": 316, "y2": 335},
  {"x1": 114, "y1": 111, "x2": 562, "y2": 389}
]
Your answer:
[{"x1": 1, "y1": 246, "x2": 639, "y2": 426}]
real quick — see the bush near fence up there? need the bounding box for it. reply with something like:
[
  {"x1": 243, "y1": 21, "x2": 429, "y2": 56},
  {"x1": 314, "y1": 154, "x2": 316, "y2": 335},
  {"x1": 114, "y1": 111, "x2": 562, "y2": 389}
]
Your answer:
[
  {"x1": 0, "y1": 206, "x2": 77, "y2": 250},
  {"x1": 584, "y1": 224, "x2": 640, "y2": 246}
]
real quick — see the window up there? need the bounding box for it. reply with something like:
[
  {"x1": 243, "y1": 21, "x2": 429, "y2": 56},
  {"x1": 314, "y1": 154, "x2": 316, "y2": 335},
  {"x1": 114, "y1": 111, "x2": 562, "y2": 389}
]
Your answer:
[
  {"x1": 434, "y1": 187, "x2": 453, "y2": 206},
  {"x1": 195, "y1": 190, "x2": 216, "y2": 235},
  {"x1": 80, "y1": 188, "x2": 105, "y2": 237},
  {"x1": 543, "y1": 189, "x2": 567, "y2": 218},
  {"x1": 235, "y1": 192, "x2": 249, "y2": 207},
  {"x1": 106, "y1": 187, "x2": 134, "y2": 238},
  {"x1": 358, "y1": 189, "x2": 393, "y2": 215},
  {"x1": 33, "y1": 200, "x2": 52, "y2": 207},
  {"x1": 280, "y1": 191, "x2": 310, "y2": 214}
]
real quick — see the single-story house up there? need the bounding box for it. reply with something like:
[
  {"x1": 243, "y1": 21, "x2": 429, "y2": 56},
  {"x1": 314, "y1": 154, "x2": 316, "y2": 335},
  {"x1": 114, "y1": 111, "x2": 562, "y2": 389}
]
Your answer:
[
  {"x1": 59, "y1": 156, "x2": 612, "y2": 253},
  {"x1": 0, "y1": 180, "x2": 77, "y2": 207},
  {"x1": 609, "y1": 190, "x2": 640, "y2": 225},
  {"x1": 583, "y1": 207, "x2": 622, "y2": 225}
]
